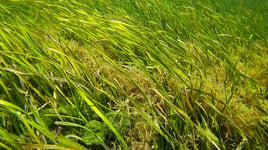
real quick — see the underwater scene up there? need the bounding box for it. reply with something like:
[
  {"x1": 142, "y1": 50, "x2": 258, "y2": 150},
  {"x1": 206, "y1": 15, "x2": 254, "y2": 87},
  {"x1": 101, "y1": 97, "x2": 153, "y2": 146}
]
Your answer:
[{"x1": 0, "y1": 0, "x2": 267, "y2": 149}]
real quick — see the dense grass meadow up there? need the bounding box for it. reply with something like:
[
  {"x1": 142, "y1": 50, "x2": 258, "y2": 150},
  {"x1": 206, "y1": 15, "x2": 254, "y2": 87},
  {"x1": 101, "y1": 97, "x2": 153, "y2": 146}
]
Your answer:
[{"x1": 0, "y1": 0, "x2": 268, "y2": 149}]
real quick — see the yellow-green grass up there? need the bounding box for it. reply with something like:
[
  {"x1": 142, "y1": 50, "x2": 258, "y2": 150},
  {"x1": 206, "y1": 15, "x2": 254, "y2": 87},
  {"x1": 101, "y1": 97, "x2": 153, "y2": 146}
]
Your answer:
[{"x1": 0, "y1": 0, "x2": 267, "y2": 149}]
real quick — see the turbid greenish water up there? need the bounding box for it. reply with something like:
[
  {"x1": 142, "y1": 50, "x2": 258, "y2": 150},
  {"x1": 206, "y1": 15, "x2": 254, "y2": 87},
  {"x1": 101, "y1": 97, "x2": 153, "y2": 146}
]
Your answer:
[{"x1": 0, "y1": 0, "x2": 267, "y2": 149}]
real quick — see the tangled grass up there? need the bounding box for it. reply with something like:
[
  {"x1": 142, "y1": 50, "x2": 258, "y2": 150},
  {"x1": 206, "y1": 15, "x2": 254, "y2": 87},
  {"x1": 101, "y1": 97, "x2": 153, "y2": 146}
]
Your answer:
[{"x1": 0, "y1": 0, "x2": 267, "y2": 149}]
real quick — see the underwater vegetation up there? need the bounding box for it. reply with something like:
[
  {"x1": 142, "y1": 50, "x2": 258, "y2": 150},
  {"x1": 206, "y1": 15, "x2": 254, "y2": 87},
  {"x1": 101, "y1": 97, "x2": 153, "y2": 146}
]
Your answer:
[{"x1": 0, "y1": 0, "x2": 267, "y2": 149}]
